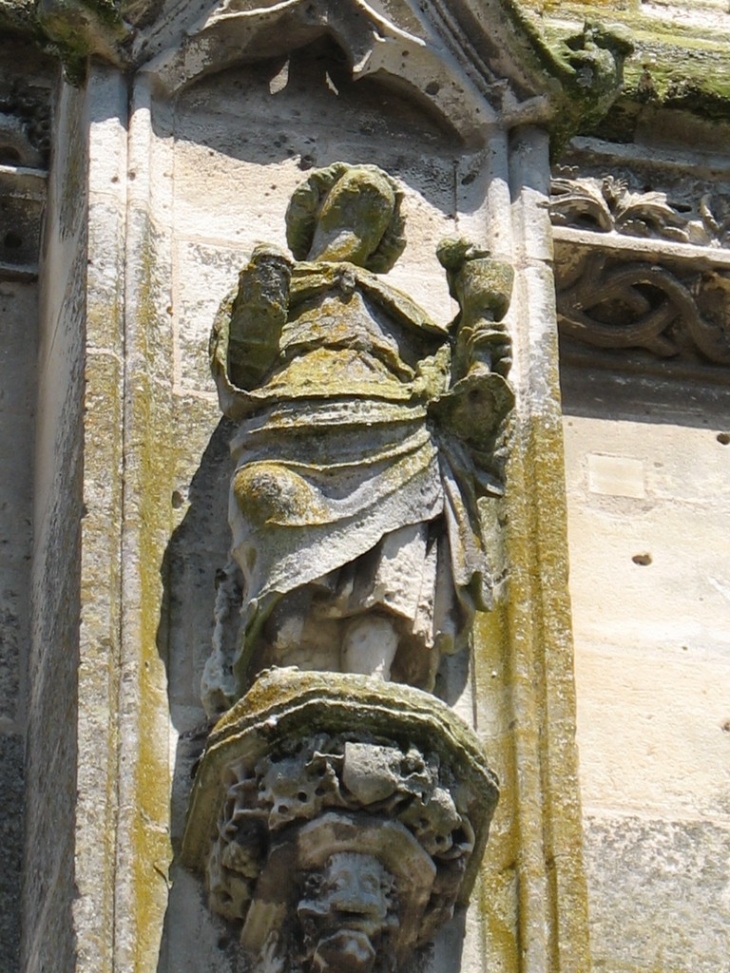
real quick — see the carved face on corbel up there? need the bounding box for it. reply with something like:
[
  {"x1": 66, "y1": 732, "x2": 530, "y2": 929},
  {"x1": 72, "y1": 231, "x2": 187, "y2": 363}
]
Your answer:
[
  {"x1": 297, "y1": 852, "x2": 397, "y2": 973},
  {"x1": 228, "y1": 812, "x2": 438, "y2": 973}
]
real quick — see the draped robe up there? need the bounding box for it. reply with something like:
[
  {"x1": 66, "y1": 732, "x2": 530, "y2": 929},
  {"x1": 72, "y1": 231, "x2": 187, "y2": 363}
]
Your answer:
[{"x1": 210, "y1": 260, "x2": 495, "y2": 695}]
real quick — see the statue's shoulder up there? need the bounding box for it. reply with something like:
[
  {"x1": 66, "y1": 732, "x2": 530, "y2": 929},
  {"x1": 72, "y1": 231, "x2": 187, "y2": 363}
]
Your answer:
[{"x1": 290, "y1": 261, "x2": 449, "y2": 338}]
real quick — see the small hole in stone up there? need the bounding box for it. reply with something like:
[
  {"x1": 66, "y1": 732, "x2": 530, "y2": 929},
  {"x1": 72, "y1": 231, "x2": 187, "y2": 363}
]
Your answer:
[
  {"x1": 425, "y1": 81, "x2": 440, "y2": 95},
  {"x1": 3, "y1": 231, "x2": 22, "y2": 249},
  {"x1": 721, "y1": 718, "x2": 730, "y2": 733},
  {"x1": 277, "y1": 804, "x2": 289, "y2": 814},
  {"x1": 632, "y1": 553, "x2": 652, "y2": 566},
  {"x1": 717, "y1": 432, "x2": 730, "y2": 445},
  {"x1": 314, "y1": 786, "x2": 325, "y2": 796},
  {"x1": 171, "y1": 489, "x2": 184, "y2": 509}
]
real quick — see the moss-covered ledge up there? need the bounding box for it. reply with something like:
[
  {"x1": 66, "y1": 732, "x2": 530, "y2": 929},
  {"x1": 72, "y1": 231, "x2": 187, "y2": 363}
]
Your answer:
[{"x1": 527, "y1": 0, "x2": 730, "y2": 138}]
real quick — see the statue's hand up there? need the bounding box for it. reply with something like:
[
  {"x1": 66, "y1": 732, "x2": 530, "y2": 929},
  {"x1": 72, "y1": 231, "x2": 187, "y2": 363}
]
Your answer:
[
  {"x1": 437, "y1": 236, "x2": 514, "y2": 381},
  {"x1": 227, "y1": 244, "x2": 293, "y2": 390},
  {"x1": 436, "y1": 236, "x2": 490, "y2": 273},
  {"x1": 437, "y1": 236, "x2": 514, "y2": 324}
]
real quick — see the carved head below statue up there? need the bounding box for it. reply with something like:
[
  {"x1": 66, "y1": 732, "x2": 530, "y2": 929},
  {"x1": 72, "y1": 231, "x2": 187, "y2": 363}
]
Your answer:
[
  {"x1": 285, "y1": 162, "x2": 406, "y2": 271},
  {"x1": 292, "y1": 813, "x2": 437, "y2": 973},
  {"x1": 297, "y1": 852, "x2": 397, "y2": 973},
  {"x1": 184, "y1": 672, "x2": 500, "y2": 973}
]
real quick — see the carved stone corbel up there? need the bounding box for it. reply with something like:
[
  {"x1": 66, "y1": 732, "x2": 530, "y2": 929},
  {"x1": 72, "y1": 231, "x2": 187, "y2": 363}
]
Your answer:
[{"x1": 183, "y1": 669, "x2": 499, "y2": 973}]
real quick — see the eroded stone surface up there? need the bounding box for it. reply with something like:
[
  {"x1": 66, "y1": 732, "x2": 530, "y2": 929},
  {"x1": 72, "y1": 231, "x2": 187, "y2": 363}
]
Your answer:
[
  {"x1": 563, "y1": 369, "x2": 730, "y2": 973},
  {"x1": 0, "y1": 734, "x2": 24, "y2": 969},
  {"x1": 183, "y1": 669, "x2": 499, "y2": 973},
  {"x1": 203, "y1": 162, "x2": 514, "y2": 711},
  {"x1": 584, "y1": 814, "x2": 730, "y2": 973}
]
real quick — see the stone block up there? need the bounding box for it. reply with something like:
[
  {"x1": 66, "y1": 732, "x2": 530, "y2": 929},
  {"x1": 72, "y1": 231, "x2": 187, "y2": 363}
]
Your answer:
[
  {"x1": 584, "y1": 814, "x2": 730, "y2": 973},
  {"x1": 587, "y1": 453, "x2": 645, "y2": 499}
]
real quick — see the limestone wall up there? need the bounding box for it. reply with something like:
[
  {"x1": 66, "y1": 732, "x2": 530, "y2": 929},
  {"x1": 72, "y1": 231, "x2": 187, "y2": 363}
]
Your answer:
[
  {"x1": 0, "y1": 33, "x2": 52, "y2": 973},
  {"x1": 0, "y1": 279, "x2": 36, "y2": 970},
  {"x1": 562, "y1": 367, "x2": 730, "y2": 973},
  {"x1": 23, "y1": 79, "x2": 89, "y2": 973}
]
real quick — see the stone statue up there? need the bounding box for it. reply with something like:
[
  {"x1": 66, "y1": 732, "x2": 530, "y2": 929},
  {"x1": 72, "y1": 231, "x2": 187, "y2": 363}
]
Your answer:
[{"x1": 203, "y1": 162, "x2": 514, "y2": 713}]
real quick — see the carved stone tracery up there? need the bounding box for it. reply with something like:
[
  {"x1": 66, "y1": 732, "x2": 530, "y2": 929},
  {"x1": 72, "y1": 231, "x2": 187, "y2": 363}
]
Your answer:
[
  {"x1": 0, "y1": 79, "x2": 51, "y2": 168},
  {"x1": 551, "y1": 163, "x2": 730, "y2": 371},
  {"x1": 555, "y1": 249, "x2": 730, "y2": 367},
  {"x1": 551, "y1": 172, "x2": 730, "y2": 247}
]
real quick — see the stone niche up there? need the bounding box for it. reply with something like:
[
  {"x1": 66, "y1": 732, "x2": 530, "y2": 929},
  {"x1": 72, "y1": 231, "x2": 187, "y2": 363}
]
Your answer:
[
  {"x1": 158, "y1": 23, "x2": 507, "y2": 973},
  {"x1": 86, "y1": 1, "x2": 617, "y2": 970}
]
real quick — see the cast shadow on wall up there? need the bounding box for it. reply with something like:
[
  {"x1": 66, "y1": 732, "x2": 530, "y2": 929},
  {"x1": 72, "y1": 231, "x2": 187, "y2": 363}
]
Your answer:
[
  {"x1": 170, "y1": 35, "x2": 465, "y2": 217},
  {"x1": 155, "y1": 417, "x2": 240, "y2": 970}
]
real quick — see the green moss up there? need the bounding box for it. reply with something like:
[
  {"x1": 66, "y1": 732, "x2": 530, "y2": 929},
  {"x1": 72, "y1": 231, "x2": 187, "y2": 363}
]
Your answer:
[
  {"x1": 119, "y1": 220, "x2": 176, "y2": 972},
  {"x1": 35, "y1": 0, "x2": 132, "y2": 83},
  {"x1": 536, "y1": 0, "x2": 730, "y2": 139},
  {"x1": 484, "y1": 2, "x2": 634, "y2": 154}
]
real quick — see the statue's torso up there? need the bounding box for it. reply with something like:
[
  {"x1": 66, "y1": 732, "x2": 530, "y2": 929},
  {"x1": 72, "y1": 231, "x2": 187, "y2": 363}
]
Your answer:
[{"x1": 259, "y1": 274, "x2": 449, "y2": 404}]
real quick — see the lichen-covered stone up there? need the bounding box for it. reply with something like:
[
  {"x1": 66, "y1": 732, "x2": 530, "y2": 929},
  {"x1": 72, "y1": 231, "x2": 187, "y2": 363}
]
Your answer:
[
  {"x1": 204, "y1": 163, "x2": 515, "y2": 711},
  {"x1": 183, "y1": 666, "x2": 500, "y2": 966}
]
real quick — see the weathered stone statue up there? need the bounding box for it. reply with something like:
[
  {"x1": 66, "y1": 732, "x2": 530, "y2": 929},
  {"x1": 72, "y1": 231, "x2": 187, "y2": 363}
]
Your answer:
[{"x1": 203, "y1": 161, "x2": 514, "y2": 712}]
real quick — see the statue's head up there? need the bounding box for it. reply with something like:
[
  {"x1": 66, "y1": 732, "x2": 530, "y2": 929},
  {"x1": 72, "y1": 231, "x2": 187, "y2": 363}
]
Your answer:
[{"x1": 285, "y1": 163, "x2": 406, "y2": 272}]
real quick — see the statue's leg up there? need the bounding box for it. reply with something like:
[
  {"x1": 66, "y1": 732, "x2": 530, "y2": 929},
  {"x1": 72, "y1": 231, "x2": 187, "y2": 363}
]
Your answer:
[
  {"x1": 341, "y1": 614, "x2": 399, "y2": 680},
  {"x1": 261, "y1": 587, "x2": 342, "y2": 671}
]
